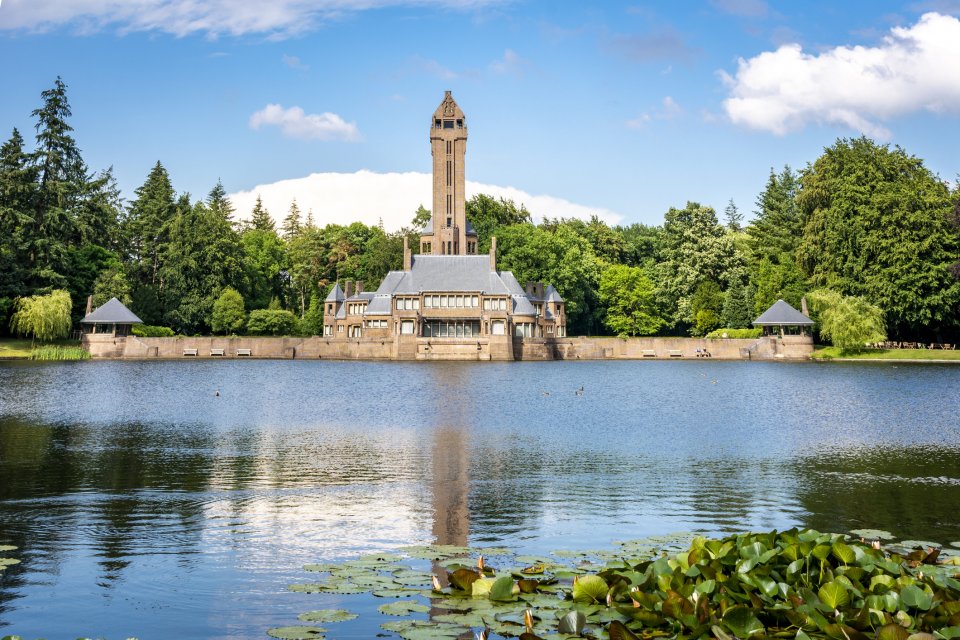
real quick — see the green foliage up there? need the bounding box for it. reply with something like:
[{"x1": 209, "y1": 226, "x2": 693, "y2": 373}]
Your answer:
[
  {"x1": 411, "y1": 204, "x2": 431, "y2": 230},
  {"x1": 247, "y1": 309, "x2": 299, "y2": 335},
  {"x1": 30, "y1": 345, "x2": 89, "y2": 360},
  {"x1": 807, "y1": 288, "x2": 887, "y2": 351},
  {"x1": 282, "y1": 199, "x2": 302, "y2": 240},
  {"x1": 301, "y1": 294, "x2": 323, "y2": 336},
  {"x1": 705, "y1": 328, "x2": 762, "y2": 339},
  {"x1": 690, "y1": 280, "x2": 724, "y2": 336},
  {"x1": 92, "y1": 265, "x2": 132, "y2": 308},
  {"x1": 282, "y1": 530, "x2": 960, "y2": 640},
  {"x1": 131, "y1": 324, "x2": 174, "y2": 337},
  {"x1": 721, "y1": 278, "x2": 753, "y2": 329},
  {"x1": 10, "y1": 289, "x2": 72, "y2": 342},
  {"x1": 211, "y1": 287, "x2": 245, "y2": 334},
  {"x1": 465, "y1": 194, "x2": 531, "y2": 250},
  {"x1": 599, "y1": 264, "x2": 663, "y2": 336},
  {"x1": 797, "y1": 137, "x2": 960, "y2": 338},
  {"x1": 239, "y1": 227, "x2": 287, "y2": 311}
]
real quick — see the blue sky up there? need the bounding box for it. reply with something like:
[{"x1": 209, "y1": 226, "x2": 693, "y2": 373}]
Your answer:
[{"x1": 2, "y1": 0, "x2": 959, "y2": 230}]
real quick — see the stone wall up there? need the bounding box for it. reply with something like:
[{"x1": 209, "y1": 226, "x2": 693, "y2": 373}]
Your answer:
[{"x1": 85, "y1": 334, "x2": 813, "y2": 361}]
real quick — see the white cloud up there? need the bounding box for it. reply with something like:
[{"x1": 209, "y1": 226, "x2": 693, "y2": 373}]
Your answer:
[
  {"x1": 0, "y1": 0, "x2": 506, "y2": 38},
  {"x1": 228, "y1": 170, "x2": 623, "y2": 232},
  {"x1": 282, "y1": 54, "x2": 308, "y2": 70},
  {"x1": 721, "y1": 12, "x2": 960, "y2": 137},
  {"x1": 249, "y1": 104, "x2": 360, "y2": 141},
  {"x1": 489, "y1": 48, "x2": 527, "y2": 76},
  {"x1": 626, "y1": 96, "x2": 682, "y2": 129}
]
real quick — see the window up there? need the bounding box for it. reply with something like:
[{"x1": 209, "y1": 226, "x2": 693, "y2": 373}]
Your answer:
[
  {"x1": 443, "y1": 120, "x2": 454, "y2": 129},
  {"x1": 483, "y1": 299, "x2": 490, "y2": 310},
  {"x1": 456, "y1": 119, "x2": 463, "y2": 128},
  {"x1": 400, "y1": 320, "x2": 414, "y2": 335},
  {"x1": 454, "y1": 242, "x2": 458, "y2": 254},
  {"x1": 446, "y1": 160, "x2": 451, "y2": 186},
  {"x1": 491, "y1": 320, "x2": 505, "y2": 335},
  {"x1": 558, "y1": 326, "x2": 566, "y2": 337},
  {"x1": 413, "y1": 299, "x2": 420, "y2": 310},
  {"x1": 446, "y1": 141, "x2": 451, "y2": 154},
  {"x1": 337, "y1": 325, "x2": 344, "y2": 333},
  {"x1": 547, "y1": 326, "x2": 553, "y2": 334},
  {"x1": 435, "y1": 119, "x2": 441, "y2": 128},
  {"x1": 514, "y1": 323, "x2": 533, "y2": 337},
  {"x1": 447, "y1": 241, "x2": 452, "y2": 254},
  {"x1": 471, "y1": 295, "x2": 478, "y2": 307},
  {"x1": 327, "y1": 304, "x2": 333, "y2": 314},
  {"x1": 456, "y1": 295, "x2": 463, "y2": 308},
  {"x1": 349, "y1": 325, "x2": 362, "y2": 337},
  {"x1": 446, "y1": 216, "x2": 452, "y2": 226},
  {"x1": 366, "y1": 319, "x2": 387, "y2": 328},
  {"x1": 446, "y1": 195, "x2": 452, "y2": 214},
  {"x1": 324, "y1": 326, "x2": 332, "y2": 336}
]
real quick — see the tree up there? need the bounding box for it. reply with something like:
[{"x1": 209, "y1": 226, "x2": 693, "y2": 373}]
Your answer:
[
  {"x1": 92, "y1": 265, "x2": 132, "y2": 308},
  {"x1": 689, "y1": 280, "x2": 724, "y2": 336},
  {"x1": 412, "y1": 204, "x2": 431, "y2": 230},
  {"x1": 301, "y1": 293, "x2": 323, "y2": 336},
  {"x1": 246, "y1": 309, "x2": 298, "y2": 335},
  {"x1": 721, "y1": 277, "x2": 753, "y2": 329},
  {"x1": 0, "y1": 128, "x2": 38, "y2": 311},
  {"x1": 656, "y1": 202, "x2": 742, "y2": 330},
  {"x1": 724, "y1": 198, "x2": 743, "y2": 231},
  {"x1": 124, "y1": 161, "x2": 177, "y2": 321},
  {"x1": 465, "y1": 194, "x2": 531, "y2": 251},
  {"x1": 239, "y1": 225, "x2": 288, "y2": 311},
  {"x1": 807, "y1": 289, "x2": 886, "y2": 351},
  {"x1": 9, "y1": 289, "x2": 72, "y2": 344},
  {"x1": 211, "y1": 287, "x2": 245, "y2": 334},
  {"x1": 205, "y1": 179, "x2": 235, "y2": 223},
  {"x1": 249, "y1": 195, "x2": 274, "y2": 232},
  {"x1": 598, "y1": 264, "x2": 663, "y2": 336},
  {"x1": 796, "y1": 137, "x2": 960, "y2": 339},
  {"x1": 281, "y1": 199, "x2": 302, "y2": 240}
]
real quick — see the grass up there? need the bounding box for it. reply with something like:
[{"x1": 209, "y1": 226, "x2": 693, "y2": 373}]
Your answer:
[
  {"x1": 813, "y1": 346, "x2": 960, "y2": 360},
  {"x1": 0, "y1": 337, "x2": 87, "y2": 360}
]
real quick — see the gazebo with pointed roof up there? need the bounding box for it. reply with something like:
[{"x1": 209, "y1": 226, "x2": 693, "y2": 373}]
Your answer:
[
  {"x1": 80, "y1": 298, "x2": 143, "y2": 337},
  {"x1": 753, "y1": 299, "x2": 814, "y2": 337}
]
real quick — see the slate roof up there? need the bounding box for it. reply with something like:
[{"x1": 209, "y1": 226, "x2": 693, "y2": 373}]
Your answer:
[
  {"x1": 375, "y1": 255, "x2": 511, "y2": 294},
  {"x1": 753, "y1": 299, "x2": 814, "y2": 326},
  {"x1": 325, "y1": 282, "x2": 345, "y2": 302},
  {"x1": 80, "y1": 298, "x2": 143, "y2": 325},
  {"x1": 545, "y1": 285, "x2": 564, "y2": 303}
]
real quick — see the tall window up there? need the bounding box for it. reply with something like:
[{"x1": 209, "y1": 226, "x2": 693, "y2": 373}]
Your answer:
[{"x1": 446, "y1": 160, "x2": 451, "y2": 186}]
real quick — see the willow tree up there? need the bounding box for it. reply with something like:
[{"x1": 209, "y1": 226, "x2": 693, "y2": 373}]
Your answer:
[
  {"x1": 807, "y1": 289, "x2": 886, "y2": 351},
  {"x1": 10, "y1": 289, "x2": 72, "y2": 345}
]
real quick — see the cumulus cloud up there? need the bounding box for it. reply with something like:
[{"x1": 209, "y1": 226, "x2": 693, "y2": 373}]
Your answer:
[
  {"x1": 228, "y1": 171, "x2": 623, "y2": 231},
  {"x1": 249, "y1": 104, "x2": 360, "y2": 141},
  {"x1": 0, "y1": 0, "x2": 505, "y2": 38},
  {"x1": 721, "y1": 12, "x2": 960, "y2": 137}
]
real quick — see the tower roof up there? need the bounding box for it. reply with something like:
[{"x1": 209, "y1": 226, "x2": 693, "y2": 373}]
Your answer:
[
  {"x1": 324, "y1": 282, "x2": 345, "y2": 302},
  {"x1": 433, "y1": 90, "x2": 465, "y2": 120},
  {"x1": 753, "y1": 299, "x2": 813, "y2": 326}
]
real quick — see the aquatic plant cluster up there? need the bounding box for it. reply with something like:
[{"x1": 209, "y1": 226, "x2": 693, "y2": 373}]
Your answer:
[
  {"x1": 272, "y1": 529, "x2": 960, "y2": 640},
  {"x1": 28, "y1": 345, "x2": 90, "y2": 361}
]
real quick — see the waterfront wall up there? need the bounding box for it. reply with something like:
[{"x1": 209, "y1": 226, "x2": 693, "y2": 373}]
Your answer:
[{"x1": 83, "y1": 333, "x2": 813, "y2": 361}]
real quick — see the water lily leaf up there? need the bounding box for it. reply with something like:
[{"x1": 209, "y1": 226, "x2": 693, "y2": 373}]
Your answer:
[
  {"x1": 832, "y1": 542, "x2": 856, "y2": 564},
  {"x1": 518, "y1": 579, "x2": 539, "y2": 594},
  {"x1": 433, "y1": 611, "x2": 488, "y2": 627},
  {"x1": 266, "y1": 626, "x2": 325, "y2": 639},
  {"x1": 818, "y1": 581, "x2": 849, "y2": 609},
  {"x1": 303, "y1": 563, "x2": 339, "y2": 573},
  {"x1": 722, "y1": 606, "x2": 764, "y2": 637},
  {"x1": 378, "y1": 599, "x2": 430, "y2": 616},
  {"x1": 297, "y1": 609, "x2": 357, "y2": 623},
  {"x1": 934, "y1": 627, "x2": 960, "y2": 640},
  {"x1": 381, "y1": 620, "x2": 468, "y2": 639},
  {"x1": 907, "y1": 634, "x2": 937, "y2": 640},
  {"x1": 871, "y1": 575, "x2": 896, "y2": 594},
  {"x1": 825, "y1": 624, "x2": 869, "y2": 640},
  {"x1": 608, "y1": 620, "x2": 641, "y2": 640},
  {"x1": 877, "y1": 623, "x2": 911, "y2": 640},
  {"x1": 900, "y1": 585, "x2": 933, "y2": 610},
  {"x1": 472, "y1": 578, "x2": 496, "y2": 597},
  {"x1": 489, "y1": 575, "x2": 517, "y2": 602},
  {"x1": 572, "y1": 575, "x2": 607, "y2": 604},
  {"x1": 850, "y1": 529, "x2": 895, "y2": 540},
  {"x1": 557, "y1": 610, "x2": 586, "y2": 635},
  {"x1": 449, "y1": 568, "x2": 480, "y2": 591},
  {"x1": 0, "y1": 558, "x2": 21, "y2": 567},
  {"x1": 0, "y1": 545, "x2": 16, "y2": 552},
  {"x1": 695, "y1": 579, "x2": 716, "y2": 595}
]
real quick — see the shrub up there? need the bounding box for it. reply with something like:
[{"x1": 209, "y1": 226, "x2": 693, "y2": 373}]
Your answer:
[
  {"x1": 705, "y1": 328, "x2": 762, "y2": 339},
  {"x1": 31, "y1": 345, "x2": 90, "y2": 361},
  {"x1": 132, "y1": 325, "x2": 175, "y2": 337},
  {"x1": 211, "y1": 287, "x2": 246, "y2": 334},
  {"x1": 247, "y1": 309, "x2": 299, "y2": 336}
]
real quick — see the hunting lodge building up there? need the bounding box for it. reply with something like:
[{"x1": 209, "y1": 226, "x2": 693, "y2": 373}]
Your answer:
[{"x1": 322, "y1": 91, "x2": 567, "y2": 357}]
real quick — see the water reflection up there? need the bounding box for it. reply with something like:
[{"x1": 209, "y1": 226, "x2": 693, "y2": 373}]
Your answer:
[{"x1": 1, "y1": 360, "x2": 959, "y2": 638}]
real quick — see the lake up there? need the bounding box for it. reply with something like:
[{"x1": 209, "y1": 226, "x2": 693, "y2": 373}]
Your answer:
[{"x1": 1, "y1": 359, "x2": 958, "y2": 639}]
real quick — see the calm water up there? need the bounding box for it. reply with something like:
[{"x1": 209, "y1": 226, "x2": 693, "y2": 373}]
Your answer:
[{"x1": 0, "y1": 359, "x2": 959, "y2": 639}]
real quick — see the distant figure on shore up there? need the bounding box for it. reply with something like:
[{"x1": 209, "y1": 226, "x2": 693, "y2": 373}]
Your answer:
[
  {"x1": 575, "y1": 386, "x2": 584, "y2": 396},
  {"x1": 214, "y1": 390, "x2": 220, "y2": 397}
]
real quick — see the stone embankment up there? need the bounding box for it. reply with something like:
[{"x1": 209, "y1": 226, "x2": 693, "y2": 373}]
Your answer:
[{"x1": 83, "y1": 334, "x2": 813, "y2": 361}]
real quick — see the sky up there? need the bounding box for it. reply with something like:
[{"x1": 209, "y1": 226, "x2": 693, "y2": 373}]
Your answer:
[{"x1": 2, "y1": 0, "x2": 960, "y2": 231}]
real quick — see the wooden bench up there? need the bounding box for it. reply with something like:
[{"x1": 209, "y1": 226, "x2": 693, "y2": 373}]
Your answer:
[
  {"x1": 669, "y1": 350, "x2": 683, "y2": 358},
  {"x1": 236, "y1": 348, "x2": 251, "y2": 357},
  {"x1": 182, "y1": 348, "x2": 198, "y2": 357},
  {"x1": 642, "y1": 349, "x2": 656, "y2": 358},
  {"x1": 210, "y1": 348, "x2": 224, "y2": 357}
]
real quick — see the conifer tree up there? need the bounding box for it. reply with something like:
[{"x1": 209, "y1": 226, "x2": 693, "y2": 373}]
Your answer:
[
  {"x1": 0, "y1": 129, "x2": 38, "y2": 306},
  {"x1": 281, "y1": 199, "x2": 302, "y2": 239},
  {"x1": 249, "y1": 195, "x2": 274, "y2": 232},
  {"x1": 206, "y1": 179, "x2": 234, "y2": 222},
  {"x1": 125, "y1": 162, "x2": 176, "y2": 291},
  {"x1": 724, "y1": 198, "x2": 743, "y2": 231}
]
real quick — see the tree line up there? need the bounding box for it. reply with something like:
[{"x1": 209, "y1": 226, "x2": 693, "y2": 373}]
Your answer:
[{"x1": 2, "y1": 79, "x2": 958, "y2": 342}]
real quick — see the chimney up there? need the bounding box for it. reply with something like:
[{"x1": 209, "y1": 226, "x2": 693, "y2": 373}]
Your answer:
[
  {"x1": 403, "y1": 236, "x2": 412, "y2": 271},
  {"x1": 801, "y1": 297, "x2": 809, "y2": 316},
  {"x1": 489, "y1": 236, "x2": 497, "y2": 270},
  {"x1": 86, "y1": 295, "x2": 93, "y2": 316},
  {"x1": 355, "y1": 281, "x2": 364, "y2": 295},
  {"x1": 536, "y1": 282, "x2": 545, "y2": 299},
  {"x1": 344, "y1": 280, "x2": 354, "y2": 299},
  {"x1": 525, "y1": 281, "x2": 535, "y2": 296}
]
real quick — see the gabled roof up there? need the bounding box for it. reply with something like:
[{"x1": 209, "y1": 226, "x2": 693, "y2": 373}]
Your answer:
[
  {"x1": 325, "y1": 282, "x2": 345, "y2": 303},
  {"x1": 80, "y1": 298, "x2": 143, "y2": 325},
  {"x1": 544, "y1": 284, "x2": 564, "y2": 303},
  {"x1": 753, "y1": 299, "x2": 814, "y2": 326}
]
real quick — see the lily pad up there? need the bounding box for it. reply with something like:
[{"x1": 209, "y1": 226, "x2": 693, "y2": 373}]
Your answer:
[
  {"x1": 378, "y1": 599, "x2": 430, "y2": 616},
  {"x1": 266, "y1": 626, "x2": 325, "y2": 639},
  {"x1": 0, "y1": 545, "x2": 17, "y2": 552},
  {"x1": 296, "y1": 609, "x2": 357, "y2": 623},
  {"x1": 850, "y1": 529, "x2": 895, "y2": 540},
  {"x1": 572, "y1": 575, "x2": 607, "y2": 604}
]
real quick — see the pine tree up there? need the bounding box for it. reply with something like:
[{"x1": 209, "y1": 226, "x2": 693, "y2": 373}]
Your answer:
[
  {"x1": 125, "y1": 162, "x2": 176, "y2": 290},
  {"x1": 206, "y1": 179, "x2": 234, "y2": 222},
  {"x1": 281, "y1": 199, "x2": 302, "y2": 239},
  {"x1": 0, "y1": 128, "x2": 38, "y2": 304},
  {"x1": 724, "y1": 198, "x2": 743, "y2": 231},
  {"x1": 249, "y1": 195, "x2": 274, "y2": 232}
]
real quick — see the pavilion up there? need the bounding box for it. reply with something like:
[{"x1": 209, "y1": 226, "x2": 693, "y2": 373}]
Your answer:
[
  {"x1": 80, "y1": 298, "x2": 143, "y2": 337},
  {"x1": 753, "y1": 299, "x2": 814, "y2": 337}
]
